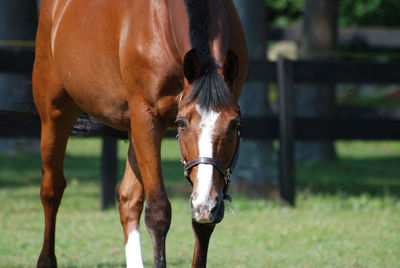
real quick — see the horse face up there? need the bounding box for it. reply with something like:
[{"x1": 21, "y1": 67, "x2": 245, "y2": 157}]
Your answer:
[{"x1": 177, "y1": 102, "x2": 240, "y2": 224}]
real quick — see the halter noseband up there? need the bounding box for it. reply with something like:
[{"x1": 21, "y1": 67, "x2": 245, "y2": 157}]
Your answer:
[{"x1": 178, "y1": 106, "x2": 241, "y2": 202}]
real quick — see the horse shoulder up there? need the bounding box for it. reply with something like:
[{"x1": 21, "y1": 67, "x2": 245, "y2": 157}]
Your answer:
[{"x1": 120, "y1": 4, "x2": 183, "y2": 104}]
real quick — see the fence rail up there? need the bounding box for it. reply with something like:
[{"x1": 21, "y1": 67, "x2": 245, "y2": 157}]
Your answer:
[
  {"x1": 1, "y1": 47, "x2": 400, "y2": 206},
  {"x1": 248, "y1": 59, "x2": 400, "y2": 83},
  {"x1": 268, "y1": 27, "x2": 400, "y2": 49}
]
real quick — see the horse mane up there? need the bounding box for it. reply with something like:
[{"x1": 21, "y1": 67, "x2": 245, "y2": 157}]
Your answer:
[{"x1": 184, "y1": 0, "x2": 230, "y2": 111}]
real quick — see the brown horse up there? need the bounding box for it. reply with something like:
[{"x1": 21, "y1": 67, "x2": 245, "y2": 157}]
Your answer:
[{"x1": 33, "y1": 0, "x2": 248, "y2": 267}]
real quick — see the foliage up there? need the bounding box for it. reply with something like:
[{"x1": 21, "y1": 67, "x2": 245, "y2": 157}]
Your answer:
[
  {"x1": 266, "y1": 0, "x2": 304, "y2": 27},
  {"x1": 1, "y1": 138, "x2": 400, "y2": 267},
  {"x1": 266, "y1": 0, "x2": 400, "y2": 27},
  {"x1": 340, "y1": 0, "x2": 400, "y2": 27}
]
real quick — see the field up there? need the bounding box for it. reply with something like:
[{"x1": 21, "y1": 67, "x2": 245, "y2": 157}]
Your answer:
[{"x1": 1, "y1": 138, "x2": 399, "y2": 267}]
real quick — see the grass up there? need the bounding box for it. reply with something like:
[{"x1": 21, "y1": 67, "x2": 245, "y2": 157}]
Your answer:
[{"x1": 1, "y1": 138, "x2": 400, "y2": 267}]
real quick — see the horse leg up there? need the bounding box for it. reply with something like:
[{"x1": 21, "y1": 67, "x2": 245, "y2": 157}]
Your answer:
[
  {"x1": 33, "y1": 72, "x2": 81, "y2": 267},
  {"x1": 118, "y1": 139, "x2": 145, "y2": 268},
  {"x1": 129, "y1": 101, "x2": 172, "y2": 268},
  {"x1": 191, "y1": 221, "x2": 215, "y2": 268},
  {"x1": 36, "y1": 106, "x2": 80, "y2": 267}
]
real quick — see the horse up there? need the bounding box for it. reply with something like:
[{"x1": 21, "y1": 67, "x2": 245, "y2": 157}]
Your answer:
[{"x1": 33, "y1": 0, "x2": 248, "y2": 267}]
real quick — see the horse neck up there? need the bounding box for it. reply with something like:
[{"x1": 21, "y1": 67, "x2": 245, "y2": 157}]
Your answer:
[{"x1": 168, "y1": 0, "x2": 229, "y2": 66}]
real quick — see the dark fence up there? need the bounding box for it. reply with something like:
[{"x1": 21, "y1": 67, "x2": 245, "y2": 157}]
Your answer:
[
  {"x1": 255, "y1": 57, "x2": 400, "y2": 205},
  {"x1": 1, "y1": 47, "x2": 400, "y2": 206},
  {"x1": 268, "y1": 27, "x2": 400, "y2": 49}
]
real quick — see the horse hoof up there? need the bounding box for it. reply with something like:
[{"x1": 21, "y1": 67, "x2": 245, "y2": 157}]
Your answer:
[{"x1": 37, "y1": 254, "x2": 57, "y2": 268}]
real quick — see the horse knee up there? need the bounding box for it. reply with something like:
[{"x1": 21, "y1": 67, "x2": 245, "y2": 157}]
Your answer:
[
  {"x1": 118, "y1": 189, "x2": 144, "y2": 224},
  {"x1": 40, "y1": 174, "x2": 66, "y2": 205},
  {"x1": 117, "y1": 184, "x2": 130, "y2": 204},
  {"x1": 120, "y1": 195, "x2": 144, "y2": 215},
  {"x1": 144, "y1": 199, "x2": 172, "y2": 236}
]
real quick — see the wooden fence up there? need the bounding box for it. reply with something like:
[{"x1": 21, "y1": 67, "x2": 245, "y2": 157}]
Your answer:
[
  {"x1": 246, "y1": 57, "x2": 400, "y2": 204},
  {"x1": 1, "y1": 47, "x2": 400, "y2": 206},
  {"x1": 268, "y1": 27, "x2": 400, "y2": 49}
]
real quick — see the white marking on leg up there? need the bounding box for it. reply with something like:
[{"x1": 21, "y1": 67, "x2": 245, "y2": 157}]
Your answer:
[
  {"x1": 125, "y1": 229, "x2": 144, "y2": 268},
  {"x1": 193, "y1": 105, "x2": 220, "y2": 208}
]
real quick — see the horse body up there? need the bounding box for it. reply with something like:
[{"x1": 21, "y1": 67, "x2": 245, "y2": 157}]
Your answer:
[
  {"x1": 33, "y1": 0, "x2": 248, "y2": 267},
  {"x1": 38, "y1": 0, "x2": 181, "y2": 130}
]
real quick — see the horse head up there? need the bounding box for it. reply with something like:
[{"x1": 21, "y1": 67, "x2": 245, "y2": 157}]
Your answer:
[{"x1": 177, "y1": 48, "x2": 241, "y2": 224}]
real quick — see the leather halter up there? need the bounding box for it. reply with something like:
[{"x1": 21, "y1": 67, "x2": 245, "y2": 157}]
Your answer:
[{"x1": 178, "y1": 106, "x2": 241, "y2": 202}]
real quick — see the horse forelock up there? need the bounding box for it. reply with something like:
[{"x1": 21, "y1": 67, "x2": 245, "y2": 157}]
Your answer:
[
  {"x1": 184, "y1": 0, "x2": 230, "y2": 111},
  {"x1": 189, "y1": 69, "x2": 230, "y2": 111}
]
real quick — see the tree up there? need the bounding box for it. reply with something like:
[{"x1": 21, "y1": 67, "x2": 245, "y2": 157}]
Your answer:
[
  {"x1": 0, "y1": 0, "x2": 37, "y2": 112},
  {"x1": 232, "y1": 0, "x2": 278, "y2": 185},
  {"x1": 340, "y1": 0, "x2": 400, "y2": 27},
  {"x1": 0, "y1": 0, "x2": 38, "y2": 155},
  {"x1": 295, "y1": 0, "x2": 340, "y2": 162},
  {"x1": 266, "y1": 0, "x2": 400, "y2": 27}
]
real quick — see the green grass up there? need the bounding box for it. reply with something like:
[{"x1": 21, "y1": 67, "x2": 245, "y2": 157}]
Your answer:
[
  {"x1": 298, "y1": 141, "x2": 400, "y2": 196},
  {"x1": 1, "y1": 138, "x2": 400, "y2": 267}
]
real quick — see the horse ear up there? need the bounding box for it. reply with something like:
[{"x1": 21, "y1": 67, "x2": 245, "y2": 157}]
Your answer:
[
  {"x1": 183, "y1": 48, "x2": 201, "y2": 84},
  {"x1": 223, "y1": 50, "x2": 239, "y2": 84}
]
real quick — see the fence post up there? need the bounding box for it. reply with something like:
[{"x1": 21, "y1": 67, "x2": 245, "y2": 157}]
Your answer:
[
  {"x1": 277, "y1": 56, "x2": 295, "y2": 206},
  {"x1": 100, "y1": 137, "x2": 118, "y2": 209}
]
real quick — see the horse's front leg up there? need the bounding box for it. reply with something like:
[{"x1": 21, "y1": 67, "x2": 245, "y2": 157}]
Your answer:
[
  {"x1": 118, "y1": 139, "x2": 145, "y2": 268},
  {"x1": 191, "y1": 221, "x2": 215, "y2": 268},
  {"x1": 129, "y1": 101, "x2": 172, "y2": 268}
]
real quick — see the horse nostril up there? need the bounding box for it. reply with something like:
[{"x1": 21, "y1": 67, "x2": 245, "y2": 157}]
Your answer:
[{"x1": 210, "y1": 200, "x2": 219, "y2": 216}]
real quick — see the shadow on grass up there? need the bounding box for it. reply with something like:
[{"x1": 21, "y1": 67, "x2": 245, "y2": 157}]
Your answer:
[
  {"x1": 0, "y1": 154, "x2": 186, "y2": 188},
  {"x1": 1, "y1": 153, "x2": 399, "y2": 198},
  {"x1": 297, "y1": 156, "x2": 400, "y2": 197}
]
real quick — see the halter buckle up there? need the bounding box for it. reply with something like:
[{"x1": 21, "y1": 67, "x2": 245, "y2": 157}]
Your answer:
[{"x1": 225, "y1": 168, "x2": 232, "y2": 185}]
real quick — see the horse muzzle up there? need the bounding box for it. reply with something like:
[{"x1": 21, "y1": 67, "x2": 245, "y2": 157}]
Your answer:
[{"x1": 190, "y1": 196, "x2": 225, "y2": 224}]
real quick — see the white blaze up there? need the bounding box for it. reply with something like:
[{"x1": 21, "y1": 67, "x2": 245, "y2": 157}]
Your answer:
[
  {"x1": 193, "y1": 104, "x2": 220, "y2": 207},
  {"x1": 125, "y1": 229, "x2": 144, "y2": 268}
]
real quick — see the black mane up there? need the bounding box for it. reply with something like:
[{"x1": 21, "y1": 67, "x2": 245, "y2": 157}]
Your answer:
[{"x1": 184, "y1": 0, "x2": 230, "y2": 110}]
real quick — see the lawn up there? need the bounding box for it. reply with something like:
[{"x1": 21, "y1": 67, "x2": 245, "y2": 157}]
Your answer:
[{"x1": 0, "y1": 138, "x2": 399, "y2": 267}]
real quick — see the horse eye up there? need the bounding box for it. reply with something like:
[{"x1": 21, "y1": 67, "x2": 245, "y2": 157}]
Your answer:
[
  {"x1": 176, "y1": 117, "x2": 187, "y2": 129},
  {"x1": 228, "y1": 119, "x2": 241, "y2": 131}
]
